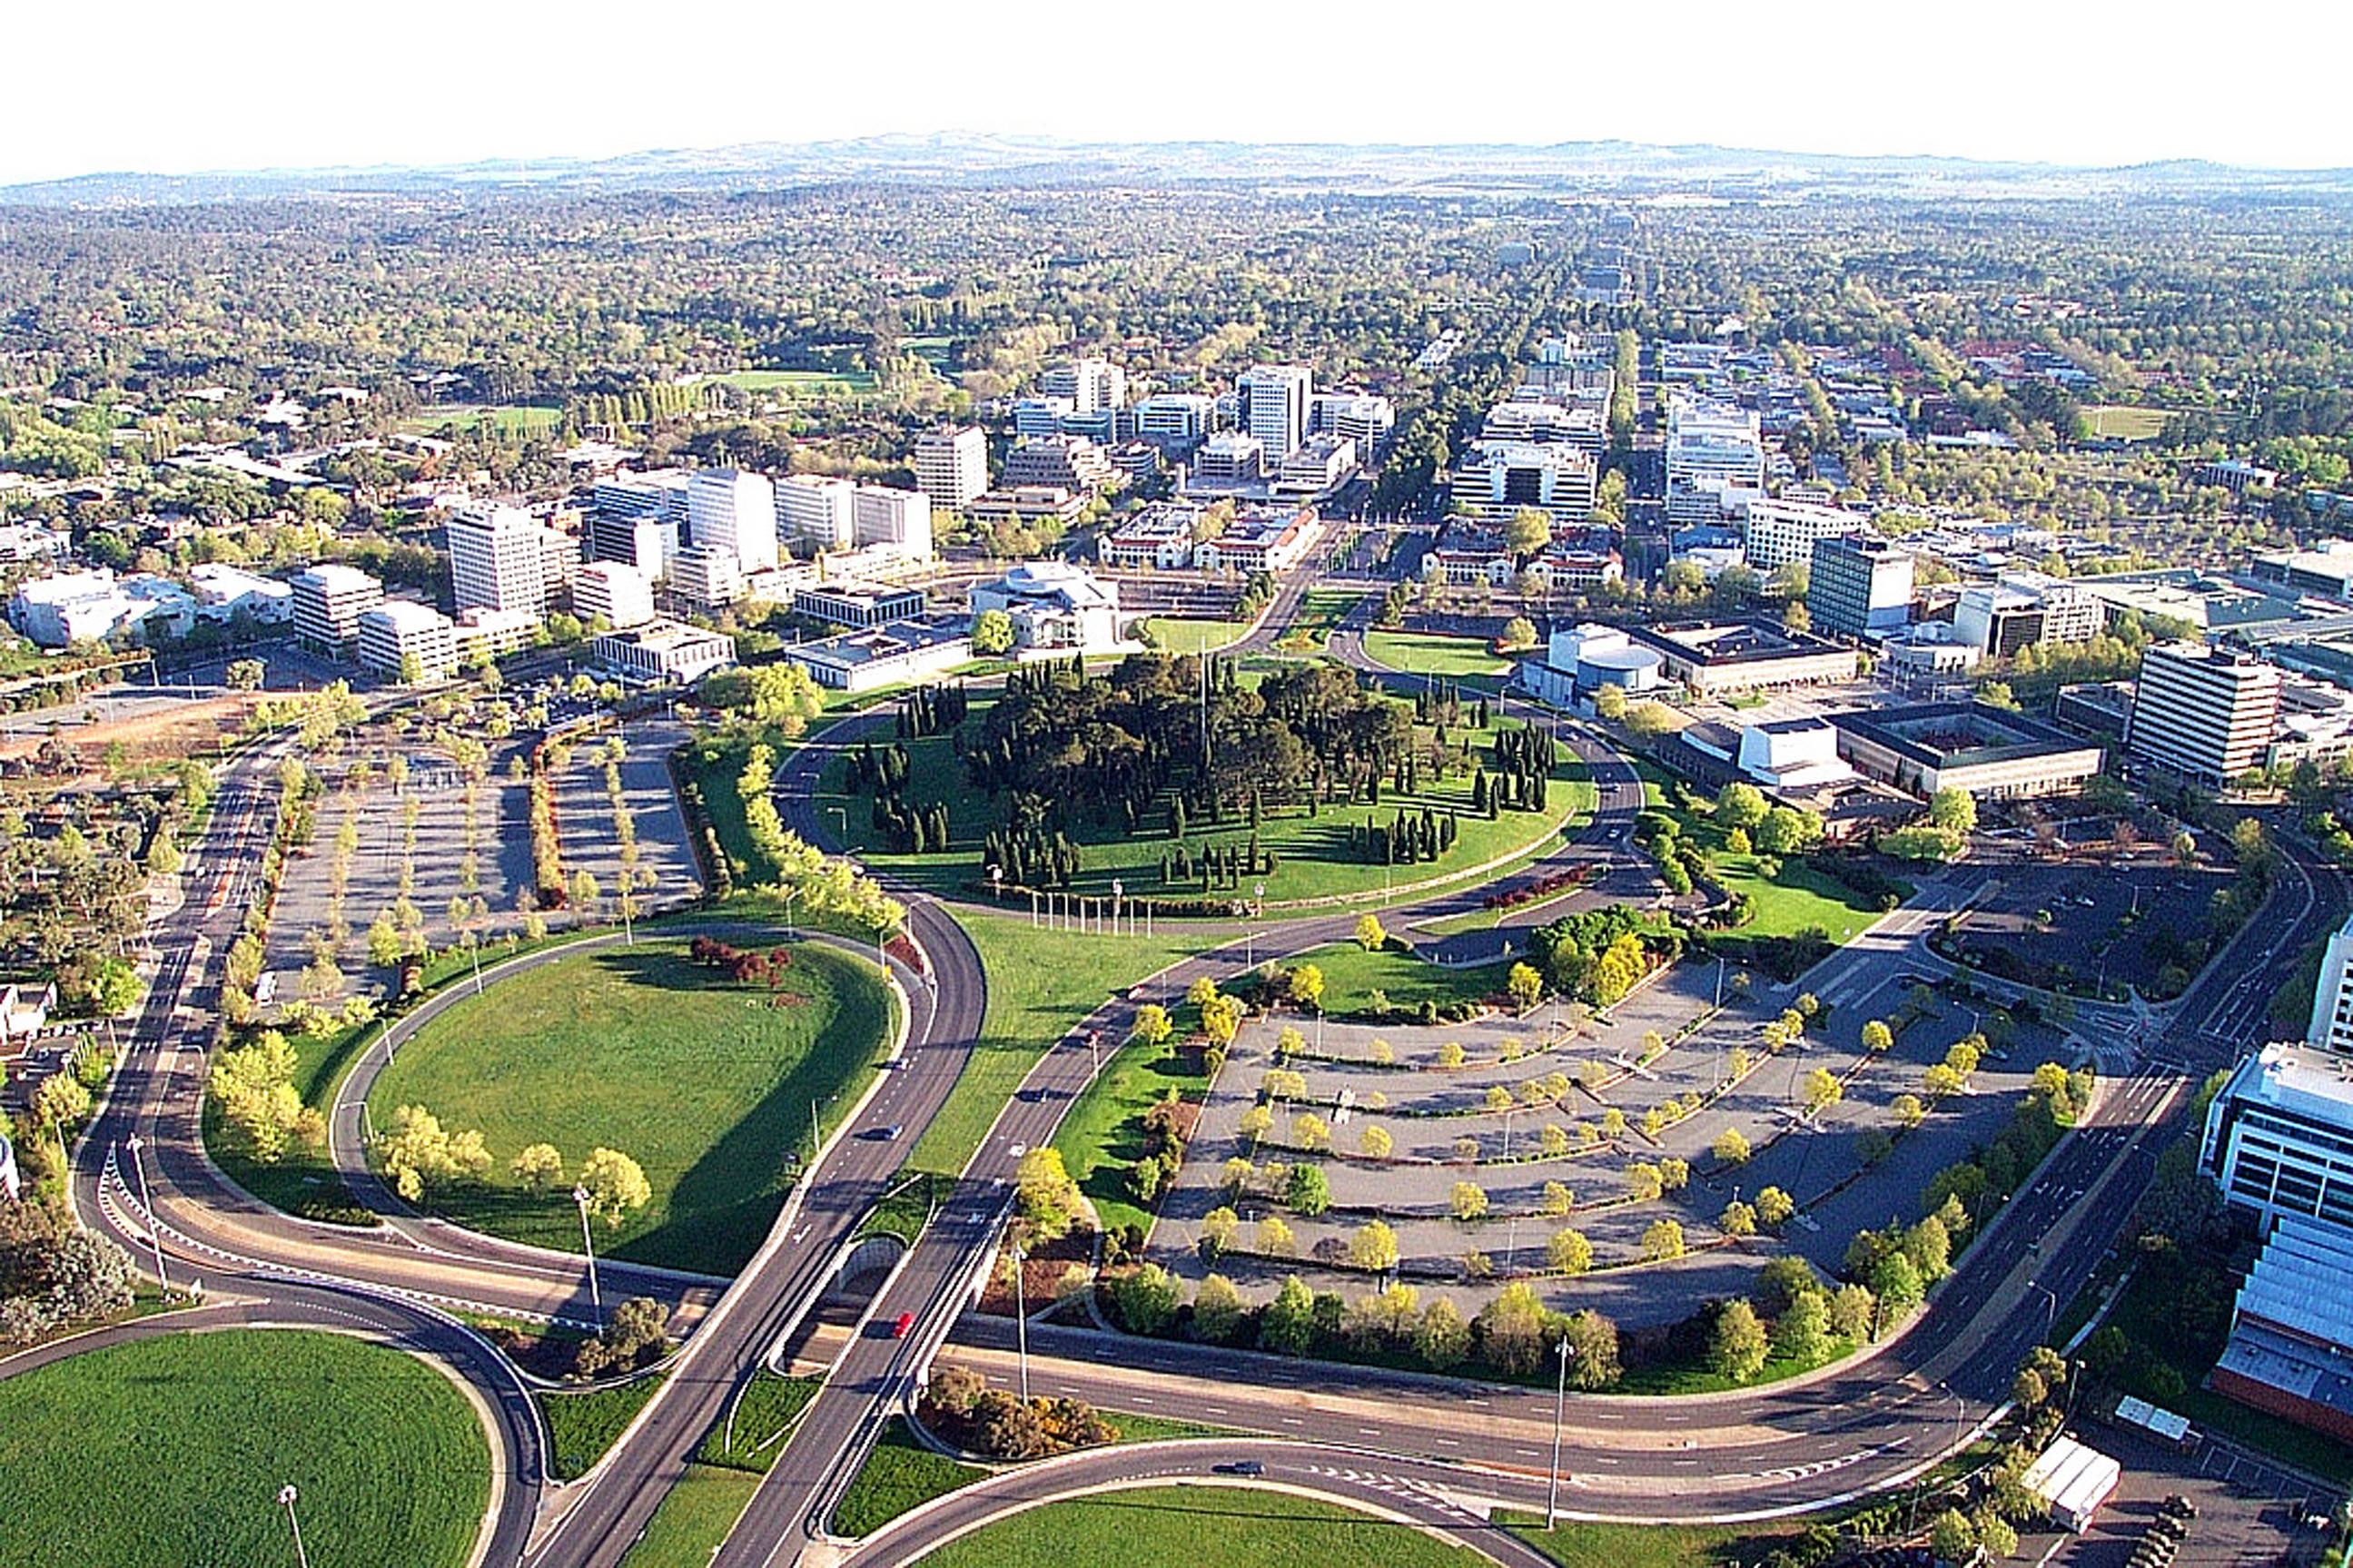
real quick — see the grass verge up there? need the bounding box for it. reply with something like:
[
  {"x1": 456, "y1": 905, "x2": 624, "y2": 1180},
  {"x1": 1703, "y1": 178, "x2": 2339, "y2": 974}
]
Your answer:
[
  {"x1": 619, "y1": 1463, "x2": 762, "y2": 1568},
  {"x1": 828, "y1": 1416, "x2": 984, "y2": 1537},
  {"x1": 908, "y1": 1483, "x2": 1497, "y2": 1566},
  {"x1": 698, "y1": 1372, "x2": 823, "y2": 1472},
  {"x1": 539, "y1": 1375, "x2": 668, "y2": 1482}
]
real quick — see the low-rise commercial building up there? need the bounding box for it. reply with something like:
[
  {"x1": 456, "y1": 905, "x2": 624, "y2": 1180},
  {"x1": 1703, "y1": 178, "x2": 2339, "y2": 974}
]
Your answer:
[
  {"x1": 1953, "y1": 571, "x2": 2102, "y2": 658},
  {"x1": 1831, "y1": 700, "x2": 2103, "y2": 799},
  {"x1": 792, "y1": 581, "x2": 924, "y2": 631},
  {"x1": 1194, "y1": 508, "x2": 1320, "y2": 575},
  {"x1": 570, "y1": 562, "x2": 656, "y2": 630},
  {"x1": 591, "y1": 618, "x2": 736, "y2": 685},
  {"x1": 291, "y1": 563, "x2": 384, "y2": 658},
  {"x1": 1003, "y1": 435, "x2": 1117, "y2": 494},
  {"x1": 1624, "y1": 618, "x2": 1857, "y2": 695},
  {"x1": 786, "y1": 614, "x2": 974, "y2": 693},
  {"x1": 356, "y1": 599, "x2": 458, "y2": 683},
  {"x1": 188, "y1": 564, "x2": 294, "y2": 626},
  {"x1": 966, "y1": 487, "x2": 1092, "y2": 536}
]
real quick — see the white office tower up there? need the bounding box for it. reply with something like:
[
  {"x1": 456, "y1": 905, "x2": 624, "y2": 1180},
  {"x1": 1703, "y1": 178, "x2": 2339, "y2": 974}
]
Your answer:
[
  {"x1": 1666, "y1": 393, "x2": 1765, "y2": 523},
  {"x1": 357, "y1": 600, "x2": 458, "y2": 683},
  {"x1": 669, "y1": 545, "x2": 743, "y2": 610},
  {"x1": 1238, "y1": 364, "x2": 1314, "y2": 460},
  {"x1": 914, "y1": 427, "x2": 990, "y2": 511},
  {"x1": 570, "y1": 562, "x2": 656, "y2": 630},
  {"x1": 588, "y1": 469, "x2": 689, "y2": 577},
  {"x1": 777, "y1": 475, "x2": 857, "y2": 551},
  {"x1": 2125, "y1": 642, "x2": 2281, "y2": 788},
  {"x1": 291, "y1": 563, "x2": 384, "y2": 658},
  {"x1": 445, "y1": 502, "x2": 550, "y2": 617},
  {"x1": 1040, "y1": 358, "x2": 1127, "y2": 414},
  {"x1": 1134, "y1": 393, "x2": 1217, "y2": 447},
  {"x1": 687, "y1": 468, "x2": 779, "y2": 574},
  {"x1": 854, "y1": 486, "x2": 934, "y2": 560},
  {"x1": 1311, "y1": 393, "x2": 1397, "y2": 453},
  {"x1": 2309, "y1": 913, "x2": 2353, "y2": 1057},
  {"x1": 1013, "y1": 397, "x2": 1076, "y2": 439}
]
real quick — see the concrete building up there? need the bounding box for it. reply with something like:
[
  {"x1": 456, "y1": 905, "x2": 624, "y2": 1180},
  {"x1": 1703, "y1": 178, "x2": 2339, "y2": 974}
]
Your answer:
[
  {"x1": 1191, "y1": 432, "x2": 1265, "y2": 486},
  {"x1": 188, "y1": 563, "x2": 294, "y2": 626},
  {"x1": 1276, "y1": 433, "x2": 1358, "y2": 497},
  {"x1": 786, "y1": 614, "x2": 974, "y2": 693},
  {"x1": 1012, "y1": 396, "x2": 1076, "y2": 440},
  {"x1": 1524, "y1": 622, "x2": 1666, "y2": 708},
  {"x1": 1953, "y1": 573, "x2": 2103, "y2": 658},
  {"x1": 667, "y1": 545, "x2": 743, "y2": 611},
  {"x1": 1832, "y1": 701, "x2": 2105, "y2": 800},
  {"x1": 450, "y1": 606, "x2": 539, "y2": 666},
  {"x1": 2308, "y1": 912, "x2": 2353, "y2": 1058},
  {"x1": 1480, "y1": 394, "x2": 1607, "y2": 458},
  {"x1": 1237, "y1": 364, "x2": 1313, "y2": 459},
  {"x1": 570, "y1": 562, "x2": 656, "y2": 629},
  {"x1": 967, "y1": 487, "x2": 1091, "y2": 536},
  {"x1": 1741, "y1": 498, "x2": 1865, "y2": 575},
  {"x1": 592, "y1": 618, "x2": 737, "y2": 685},
  {"x1": 913, "y1": 425, "x2": 988, "y2": 512},
  {"x1": 1624, "y1": 618, "x2": 1858, "y2": 695},
  {"x1": 1310, "y1": 392, "x2": 1396, "y2": 453},
  {"x1": 1450, "y1": 440, "x2": 1598, "y2": 525},
  {"x1": 1003, "y1": 435, "x2": 1116, "y2": 494},
  {"x1": 1099, "y1": 505, "x2": 1202, "y2": 570},
  {"x1": 1666, "y1": 394, "x2": 1765, "y2": 523},
  {"x1": 445, "y1": 502, "x2": 551, "y2": 617},
  {"x1": 1808, "y1": 534, "x2": 1914, "y2": 640},
  {"x1": 914, "y1": 426, "x2": 990, "y2": 512},
  {"x1": 776, "y1": 475, "x2": 856, "y2": 552},
  {"x1": 851, "y1": 485, "x2": 934, "y2": 561},
  {"x1": 1193, "y1": 508, "x2": 1320, "y2": 576},
  {"x1": 356, "y1": 599, "x2": 457, "y2": 683},
  {"x1": 1133, "y1": 393, "x2": 1217, "y2": 448},
  {"x1": 1040, "y1": 358, "x2": 1125, "y2": 414},
  {"x1": 2126, "y1": 642, "x2": 2282, "y2": 786},
  {"x1": 291, "y1": 563, "x2": 383, "y2": 658},
  {"x1": 588, "y1": 469, "x2": 691, "y2": 572},
  {"x1": 791, "y1": 580, "x2": 924, "y2": 631},
  {"x1": 970, "y1": 560, "x2": 1126, "y2": 652},
  {"x1": 1736, "y1": 718, "x2": 1857, "y2": 793},
  {"x1": 9, "y1": 568, "x2": 194, "y2": 646},
  {"x1": 687, "y1": 468, "x2": 779, "y2": 574}
]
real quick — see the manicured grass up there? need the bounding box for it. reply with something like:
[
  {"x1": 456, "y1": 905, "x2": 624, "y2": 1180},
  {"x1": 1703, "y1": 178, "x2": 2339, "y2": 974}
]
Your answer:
[
  {"x1": 368, "y1": 937, "x2": 895, "y2": 1272},
  {"x1": 1503, "y1": 1514, "x2": 1800, "y2": 1567},
  {"x1": 699, "y1": 1372, "x2": 823, "y2": 1471},
  {"x1": 540, "y1": 1374, "x2": 668, "y2": 1481},
  {"x1": 2084, "y1": 403, "x2": 2170, "y2": 440},
  {"x1": 1283, "y1": 587, "x2": 1366, "y2": 648},
  {"x1": 1362, "y1": 631, "x2": 1514, "y2": 683},
  {"x1": 1096, "y1": 1409, "x2": 1242, "y2": 1443},
  {"x1": 697, "y1": 368, "x2": 879, "y2": 394},
  {"x1": 907, "y1": 911, "x2": 1204, "y2": 1179},
  {"x1": 816, "y1": 692, "x2": 1591, "y2": 910},
  {"x1": 857, "y1": 1171, "x2": 957, "y2": 1243},
  {"x1": 620, "y1": 1463, "x2": 762, "y2": 1568},
  {"x1": 0, "y1": 1329, "x2": 489, "y2": 1568},
  {"x1": 910, "y1": 1484, "x2": 1498, "y2": 1567},
  {"x1": 1614, "y1": 1336, "x2": 1858, "y2": 1396},
  {"x1": 406, "y1": 401, "x2": 563, "y2": 435},
  {"x1": 1299, "y1": 938, "x2": 1505, "y2": 1012},
  {"x1": 1144, "y1": 617, "x2": 1257, "y2": 656},
  {"x1": 204, "y1": 1009, "x2": 380, "y2": 1222},
  {"x1": 1635, "y1": 761, "x2": 1886, "y2": 942},
  {"x1": 1053, "y1": 1031, "x2": 1211, "y2": 1238},
  {"x1": 829, "y1": 1416, "x2": 983, "y2": 1538}
]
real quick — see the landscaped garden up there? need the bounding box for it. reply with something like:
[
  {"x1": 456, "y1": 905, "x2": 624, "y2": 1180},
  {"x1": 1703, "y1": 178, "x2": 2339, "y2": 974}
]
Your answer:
[
  {"x1": 0, "y1": 1329, "x2": 489, "y2": 1568},
  {"x1": 366, "y1": 934, "x2": 895, "y2": 1272},
  {"x1": 813, "y1": 657, "x2": 1592, "y2": 912}
]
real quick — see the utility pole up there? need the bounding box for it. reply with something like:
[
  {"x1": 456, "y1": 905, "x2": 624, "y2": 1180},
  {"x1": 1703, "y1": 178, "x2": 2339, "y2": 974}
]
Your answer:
[
  {"x1": 572, "y1": 1186, "x2": 603, "y2": 1334},
  {"x1": 1012, "y1": 1240, "x2": 1030, "y2": 1403}
]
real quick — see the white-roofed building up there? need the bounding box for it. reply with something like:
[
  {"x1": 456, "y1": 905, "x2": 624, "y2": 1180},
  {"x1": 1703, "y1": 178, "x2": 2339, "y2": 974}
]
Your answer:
[
  {"x1": 570, "y1": 562, "x2": 656, "y2": 629},
  {"x1": 188, "y1": 563, "x2": 294, "y2": 625},
  {"x1": 1451, "y1": 440, "x2": 1597, "y2": 526},
  {"x1": 969, "y1": 560, "x2": 1127, "y2": 652},
  {"x1": 292, "y1": 563, "x2": 384, "y2": 658},
  {"x1": 776, "y1": 474, "x2": 857, "y2": 551},
  {"x1": 687, "y1": 468, "x2": 779, "y2": 574},
  {"x1": 356, "y1": 599, "x2": 457, "y2": 683},
  {"x1": 592, "y1": 618, "x2": 737, "y2": 685}
]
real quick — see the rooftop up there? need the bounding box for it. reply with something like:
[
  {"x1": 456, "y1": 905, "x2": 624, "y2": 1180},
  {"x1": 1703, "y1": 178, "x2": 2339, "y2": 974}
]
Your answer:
[
  {"x1": 1630, "y1": 617, "x2": 1845, "y2": 665},
  {"x1": 1831, "y1": 700, "x2": 2094, "y2": 767}
]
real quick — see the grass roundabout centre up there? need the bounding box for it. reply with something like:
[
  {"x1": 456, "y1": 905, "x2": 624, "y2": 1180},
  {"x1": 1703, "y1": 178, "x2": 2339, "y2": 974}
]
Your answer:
[
  {"x1": 367, "y1": 932, "x2": 896, "y2": 1274},
  {"x1": 0, "y1": 1328, "x2": 489, "y2": 1568}
]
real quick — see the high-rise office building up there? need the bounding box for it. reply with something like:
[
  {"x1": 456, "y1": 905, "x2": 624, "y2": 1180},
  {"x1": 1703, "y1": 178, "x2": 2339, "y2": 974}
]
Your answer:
[
  {"x1": 687, "y1": 468, "x2": 778, "y2": 574},
  {"x1": 914, "y1": 426, "x2": 990, "y2": 511},
  {"x1": 291, "y1": 563, "x2": 383, "y2": 658},
  {"x1": 445, "y1": 502, "x2": 550, "y2": 617},
  {"x1": 356, "y1": 599, "x2": 457, "y2": 683},
  {"x1": 853, "y1": 486, "x2": 933, "y2": 559},
  {"x1": 1807, "y1": 534, "x2": 1914, "y2": 640},
  {"x1": 1237, "y1": 364, "x2": 1313, "y2": 459},
  {"x1": 1040, "y1": 358, "x2": 1126, "y2": 414},
  {"x1": 588, "y1": 470, "x2": 689, "y2": 576},
  {"x1": 1666, "y1": 393, "x2": 1765, "y2": 523},
  {"x1": 570, "y1": 562, "x2": 656, "y2": 630},
  {"x1": 2126, "y1": 642, "x2": 2281, "y2": 787},
  {"x1": 776, "y1": 475, "x2": 857, "y2": 551}
]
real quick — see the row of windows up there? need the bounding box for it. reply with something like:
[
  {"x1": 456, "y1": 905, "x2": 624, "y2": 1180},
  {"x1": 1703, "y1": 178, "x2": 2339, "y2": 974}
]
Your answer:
[{"x1": 2229, "y1": 1150, "x2": 2353, "y2": 1228}]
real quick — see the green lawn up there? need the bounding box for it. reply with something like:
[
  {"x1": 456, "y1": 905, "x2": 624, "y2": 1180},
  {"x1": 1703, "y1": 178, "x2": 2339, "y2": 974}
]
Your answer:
[
  {"x1": 699, "y1": 1372, "x2": 824, "y2": 1471},
  {"x1": 1504, "y1": 1514, "x2": 1802, "y2": 1567},
  {"x1": 906, "y1": 911, "x2": 1205, "y2": 1179},
  {"x1": 697, "y1": 369, "x2": 879, "y2": 394},
  {"x1": 910, "y1": 1484, "x2": 1498, "y2": 1567},
  {"x1": 1283, "y1": 587, "x2": 1367, "y2": 649},
  {"x1": 1635, "y1": 761, "x2": 1887, "y2": 942},
  {"x1": 815, "y1": 692, "x2": 1592, "y2": 910},
  {"x1": 540, "y1": 1375, "x2": 667, "y2": 1481},
  {"x1": 830, "y1": 1417, "x2": 983, "y2": 1538},
  {"x1": 2084, "y1": 404, "x2": 2170, "y2": 441},
  {"x1": 621, "y1": 1463, "x2": 762, "y2": 1568},
  {"x1": 1144, "y1": 617, "x2": 1257, "y2": 656},
  {"x1": 1053, "y1": 1030, "x2": 1211, "y2": 1238},
  {"x1": 1362, "y1": 631, "x2": 1515, "y2": 684},
  {"x1": 404, "y1": 402, "x2": 563, "y2": 436},
  {"x1": 1296, "y1": 939, "x2": 1502, "y2": 1013},
  {"x1": 368, "y1": 937, "x2": 895, "y2": 1272},
  {"x1": 0, "y1": 1329, "x2": 489, "y2": 1568},
  {"x1": 1614, "y1": 1336, "x2": 1858, "y2": 1396},
  {"x1": 205, "y1": 1009, "x2": 381, "y2": 1223}
]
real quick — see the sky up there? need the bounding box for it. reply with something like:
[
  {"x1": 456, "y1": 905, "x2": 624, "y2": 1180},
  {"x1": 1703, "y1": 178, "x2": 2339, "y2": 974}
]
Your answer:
[{"x1": 6, "y1": 0, "x2": 2351, "y2": 186}]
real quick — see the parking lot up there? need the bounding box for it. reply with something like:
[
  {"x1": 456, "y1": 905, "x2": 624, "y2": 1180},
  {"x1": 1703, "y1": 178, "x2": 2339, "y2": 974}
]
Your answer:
[
  {"x1": 2032, "y1": 1422, "x2": 2336, "y2": 1568},
  {"x1": 1940, "y1": 853, "x2": 2232, "y2": 1002}
]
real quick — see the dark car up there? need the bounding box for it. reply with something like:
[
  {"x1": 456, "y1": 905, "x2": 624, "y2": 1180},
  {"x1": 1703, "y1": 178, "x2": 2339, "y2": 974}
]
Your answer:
[{"x1": 1216, "y1": 1460, "x2": 1264, "y2": 1477}]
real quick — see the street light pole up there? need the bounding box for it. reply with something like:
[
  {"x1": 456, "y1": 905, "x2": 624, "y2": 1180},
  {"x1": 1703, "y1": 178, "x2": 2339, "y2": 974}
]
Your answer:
[
  {"x1": 124, "y1": 1135, "x2": 167, "y2": 1293},
  {"x1": 1012, "y1": 1240, "x2": 1031, "y2": 1403},
  {"x1": 1547, "y1": 1336, "x2": 1575, "y2": 1527},
  {"x1": 278, "y1": 1484, "x2": 311, "y2": 1568},
  {"x1": 572, "y1": 1185, "x2": 603, "y2": 1334}
]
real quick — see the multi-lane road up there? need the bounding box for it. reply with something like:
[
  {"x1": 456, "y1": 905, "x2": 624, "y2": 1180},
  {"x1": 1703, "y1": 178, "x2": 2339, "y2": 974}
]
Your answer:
[{"x1": 31, "y1": 577, "x2": 2349, "y2": 1568}]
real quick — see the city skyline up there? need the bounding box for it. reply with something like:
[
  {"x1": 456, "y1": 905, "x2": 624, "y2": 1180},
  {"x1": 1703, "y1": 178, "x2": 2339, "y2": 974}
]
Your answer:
[{"x1": 5, "y1": 0, "x2": 2350, "y2": 188}]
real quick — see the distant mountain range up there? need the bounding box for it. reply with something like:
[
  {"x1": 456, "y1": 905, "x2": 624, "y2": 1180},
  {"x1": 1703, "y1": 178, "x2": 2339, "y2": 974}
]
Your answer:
[{"x1": 5, "y1": 133, "x2": 2349, "y2": 207}]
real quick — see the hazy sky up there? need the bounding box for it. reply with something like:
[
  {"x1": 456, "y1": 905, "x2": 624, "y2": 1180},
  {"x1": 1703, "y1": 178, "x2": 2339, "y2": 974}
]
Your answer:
[{"x1": 8, "y1": 0, "x2": 2349, "y2": 185}]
